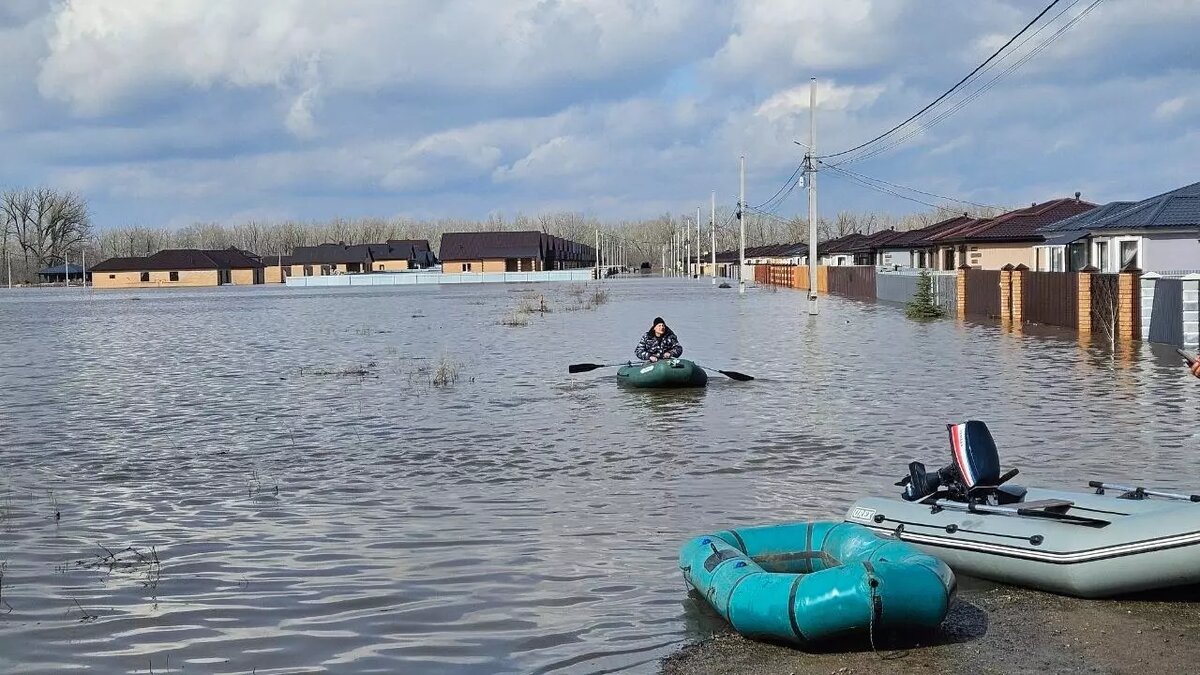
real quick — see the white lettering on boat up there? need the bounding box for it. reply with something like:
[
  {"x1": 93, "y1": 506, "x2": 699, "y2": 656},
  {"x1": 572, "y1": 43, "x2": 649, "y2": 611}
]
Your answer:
[{"x1": 850, "y1": 507, "x2": 876, "y2": 522}]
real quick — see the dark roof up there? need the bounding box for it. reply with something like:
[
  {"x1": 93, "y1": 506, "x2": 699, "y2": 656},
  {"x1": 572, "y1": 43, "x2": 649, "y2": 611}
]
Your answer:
[
  {"x1": 290, "y1": 244, "x2": 373, "y2": 265},
  {"x1": 38, "y1": 263, "x2": 86, "y2": 275},
  {"x1": 439, "y1": 231, "x2": 546, "y2": 260},
  {"x1": 846, "y1": 229, "x2": 906, "y2": 253},
  {"x1": 1040, "y1": 182, "x2": 1200, "y2": 233},
  {"x1": 819, "y1": 233, "x2": 870, "y2": 256},
  {"x1": 1037, "y1": 202, "x2": 1134, "y2": 234},
  {"x1": 89, "y1": 248, "x2": 264, "y2": 272},
  {"x1": 935, "y1": 198, "x2": 1096, "y2": 243},
  {"x1": 367, "y1": 240, "x2": 437, "y2": 265},
  {"x1": 877, "y1": 216, "x2": 976, "y2": 249},
  {"x1": 260, "y1": 254, "x2": 295, "y2": 266}
]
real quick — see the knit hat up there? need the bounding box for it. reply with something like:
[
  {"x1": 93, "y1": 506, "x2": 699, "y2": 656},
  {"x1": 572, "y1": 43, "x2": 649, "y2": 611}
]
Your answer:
[{"x1": 652, "y1": 316, "x2": 666, "y2": 328}]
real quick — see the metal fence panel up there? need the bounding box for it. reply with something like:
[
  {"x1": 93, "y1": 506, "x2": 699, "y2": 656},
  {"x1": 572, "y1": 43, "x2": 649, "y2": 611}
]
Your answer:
[
  {"x1": 876, "y1": 272, "x2": 918, "y2": 304},
  {"x1": 965, "y1": 269, "x2": 1001, "y2": 318},
  {"x1": 1149, "y1": 278, "x2": 1184, "y2": 345},
  {"x1": 1022, "y1": 271, "x2": 1077, "y2": 328},
  {"x1": 827, "y1": 266, "x2": 876, "y2": 299}
]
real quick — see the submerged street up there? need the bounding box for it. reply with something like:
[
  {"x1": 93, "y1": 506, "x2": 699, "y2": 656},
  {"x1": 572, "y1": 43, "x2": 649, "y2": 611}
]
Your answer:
[{"x1": 1, "y1": 278, "x2": 1198, "y2": 673}]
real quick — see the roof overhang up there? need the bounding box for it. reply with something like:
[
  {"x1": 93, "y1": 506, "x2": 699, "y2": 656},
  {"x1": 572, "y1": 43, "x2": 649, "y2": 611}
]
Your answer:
[{"x1": 1039, "y1": 230, "x2": 1088, "y2": 246}]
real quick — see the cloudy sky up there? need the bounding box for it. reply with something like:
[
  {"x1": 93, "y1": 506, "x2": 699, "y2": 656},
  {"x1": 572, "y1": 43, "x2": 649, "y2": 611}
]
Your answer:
[{"x1": 2, "y1": 0, "x2": 1198, "y2": 229}]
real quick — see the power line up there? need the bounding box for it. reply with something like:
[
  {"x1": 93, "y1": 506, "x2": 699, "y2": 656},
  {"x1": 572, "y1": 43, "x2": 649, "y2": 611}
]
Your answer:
[
  {"x1": 816, "y1": 160, "x2": 1001, "y2": 210},
  {"x1": 820, "y1": 0, "x2": 1064, "y2": 161},
  {"x1": 840, "y1": 0, "x2": 1100, "y2": 165},
  {"x1": 751, "y1": 162, "x2": 804, "y2": 211},
  {"x1": 821, "y1": 164, "x2": 965, "y2": 214}
]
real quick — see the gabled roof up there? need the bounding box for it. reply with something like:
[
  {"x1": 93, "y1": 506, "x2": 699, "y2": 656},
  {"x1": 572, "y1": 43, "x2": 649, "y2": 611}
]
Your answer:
[
  {"x1": 1039, "y1": 181, "x2": 1200, "y2": 233},
  {"x1": 90, "y1": 248, "x2": 265, "y2": 272},
  {"x1": 290, "y1": 243, "x2": 373, "y2": 265},
  {"x1": 878, "y1": 215, "x2": 976, "y2": 249},
  {"x1": 367, "y1": 240, "x2": 437, "y2": 264},
  {"x1": 818, "y1": 233, "x2": 869, "y2": 256},
  {"x1": 846, "y1": 229, "x2": 905, "y2": 253},
  {"x1": 935, "y1": 198, "x2": 1096, "y2": 243},
  {"x1": 439, "y1": 231, "x2": 545, "y2": 260}
]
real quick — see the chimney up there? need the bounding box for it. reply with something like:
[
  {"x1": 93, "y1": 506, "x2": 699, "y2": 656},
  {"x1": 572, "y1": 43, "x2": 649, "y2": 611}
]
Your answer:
[{"x1": 1074, "y1": 191, "x2": 1081, "y2": 202}]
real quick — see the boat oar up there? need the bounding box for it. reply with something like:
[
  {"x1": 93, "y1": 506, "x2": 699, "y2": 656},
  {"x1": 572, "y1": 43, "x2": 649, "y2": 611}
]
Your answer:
[
  {"x1": 568, "y1": 361, "x2": 635, "y2": 374},
  {"x1": 692, "y1": 363, "x2": 755, "y2": 382}
]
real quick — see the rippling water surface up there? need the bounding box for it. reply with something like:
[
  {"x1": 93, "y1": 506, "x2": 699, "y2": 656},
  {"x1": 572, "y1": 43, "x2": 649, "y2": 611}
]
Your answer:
[{"x1": 1, "y1": 279, "x2": 1198, "y2": 674}]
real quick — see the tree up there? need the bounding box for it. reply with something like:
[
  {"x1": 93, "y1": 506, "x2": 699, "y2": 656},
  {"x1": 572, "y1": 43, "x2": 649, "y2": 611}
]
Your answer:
[{"x1": 906, "y1": 270, "x2": 946, "y2": 320}]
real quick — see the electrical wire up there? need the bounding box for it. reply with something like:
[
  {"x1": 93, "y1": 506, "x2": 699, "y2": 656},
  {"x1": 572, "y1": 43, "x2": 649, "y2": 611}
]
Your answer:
[
  {"x1": 816, "y1": 160, "x2": 1001, "y2": 210},
  {"x1": 839, "y1": 0, "x2": 1101, "y2": 165},
  {"x1": 820, "y1": 0, "x2": 1065, "y2": 161}
]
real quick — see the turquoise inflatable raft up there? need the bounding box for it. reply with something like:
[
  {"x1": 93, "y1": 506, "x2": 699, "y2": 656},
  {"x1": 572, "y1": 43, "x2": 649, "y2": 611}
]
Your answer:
[{"x1": 679, "y1": 521, "x2": 955, "y2": 644}]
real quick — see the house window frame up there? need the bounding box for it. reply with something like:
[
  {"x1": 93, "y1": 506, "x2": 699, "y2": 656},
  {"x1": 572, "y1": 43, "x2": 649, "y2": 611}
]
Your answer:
[
  {"x1": 169, "y1": 271, "x2": 179, "y2": 282},
  {"x1": 1115, "y1": 236, "x2": 1142, "y2": 271},
  {"x1": 139, "y1": 271, "x2": 150, "y2": 282}
]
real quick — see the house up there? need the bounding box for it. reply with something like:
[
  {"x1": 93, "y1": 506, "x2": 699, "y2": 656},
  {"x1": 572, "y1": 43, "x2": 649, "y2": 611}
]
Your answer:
[
  {"x1": 37, "y1": 263, "x2": 87, "y2": 284},
  {"x1": 1035, "y1": 181, "x2": 1200, "y2": 273},
  {"x1": 259, "y1": 254, "x2": 293, "y2": 283},
  {"x1": 367, "y1": 240, "x2": 439, "y2": 272},
  {"x1": 90, "y1": 248, "x2": 265, "y2": 288},
  {"x1": 845, "y1": 229, "x2": 906, "y2": 266},
  {"x1": 873, "y1": 215, "x2": 976, "y2": 269},
  {"x1": 745, "y1": 243, "x2": 808, "y2": 266},
  {"x1": 928, "y1": 196, "x2": 1096, "y2": 270},
  {"x1": 817, "y1": 233, "x2": 870, "y2": 266},
  {"x1": 437, "y1": 231, "x2": 594, "y2": 273},
  {"x1": 288, "y1": 243, "x2": 373, "y2": 277}
]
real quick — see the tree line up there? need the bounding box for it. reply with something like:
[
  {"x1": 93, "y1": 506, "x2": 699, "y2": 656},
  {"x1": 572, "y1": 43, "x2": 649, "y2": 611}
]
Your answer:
[{"x1": 1, "y1": 186, "x2": 1001, "y2": 283}]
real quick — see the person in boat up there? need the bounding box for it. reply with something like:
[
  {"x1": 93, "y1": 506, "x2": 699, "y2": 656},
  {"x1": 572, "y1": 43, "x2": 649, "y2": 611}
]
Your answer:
[
  {"x1": 635, "y1": 317, "x2": 683, "y2": 363},
  {"x1": 1192, "y1": 360, "x2": 1200, "y2": 379}
]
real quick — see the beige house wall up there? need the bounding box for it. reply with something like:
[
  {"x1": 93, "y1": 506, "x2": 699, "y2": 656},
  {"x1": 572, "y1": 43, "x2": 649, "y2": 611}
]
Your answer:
[
  {"x1": 373, "y1": 260, "x2": 412, "y2": 272},
  {"x1": 973, "y1": 244, "x2": 1036, "y2": 270},
  {"x1": 442, "y1": 259, "x2": 509, "y2": 273},
  {"x1": 93, "y1": 269, "x2": 220, "y2": 289},
  {"x1": 230, "y1": 268, "x2": 260, "y2": 285},
  {"x1": 262, "y1": 264, "x2": 289, "y2": 283}
]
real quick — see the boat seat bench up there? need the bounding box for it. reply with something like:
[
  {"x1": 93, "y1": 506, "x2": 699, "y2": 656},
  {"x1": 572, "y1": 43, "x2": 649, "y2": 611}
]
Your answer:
[{"x1": 1014, "y1": 499, "x2": 1073, "y2": 515}]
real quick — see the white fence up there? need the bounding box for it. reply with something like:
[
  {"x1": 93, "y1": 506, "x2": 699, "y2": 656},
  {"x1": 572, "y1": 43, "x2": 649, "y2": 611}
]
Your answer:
[{"x1": 285, "y1": 269, "x2": 595, "y2": 287}]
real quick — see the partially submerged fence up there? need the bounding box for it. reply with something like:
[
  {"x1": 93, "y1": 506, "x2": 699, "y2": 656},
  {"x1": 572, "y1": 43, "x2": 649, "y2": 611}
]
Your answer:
[{"x1": 752, "y1": 262, "x2": 1198, "y2": 349}]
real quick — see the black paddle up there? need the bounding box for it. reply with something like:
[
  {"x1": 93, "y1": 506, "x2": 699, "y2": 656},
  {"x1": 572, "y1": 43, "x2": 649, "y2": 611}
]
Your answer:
[
  {"x1": 691, "y1": 363, "x2": 755, "y2": 382},
  {"x1": 568, "y1": 362, "x2": 634, "y2": 374},
  {"x1": 1178, "y1": 348, "x2": 1198, "y2": 366}
]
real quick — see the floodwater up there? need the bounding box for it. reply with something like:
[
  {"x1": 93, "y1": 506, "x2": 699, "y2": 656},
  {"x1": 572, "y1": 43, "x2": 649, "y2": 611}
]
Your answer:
[{"x1": 0, "y1": 278, "x2": 1197, "y2": 674}]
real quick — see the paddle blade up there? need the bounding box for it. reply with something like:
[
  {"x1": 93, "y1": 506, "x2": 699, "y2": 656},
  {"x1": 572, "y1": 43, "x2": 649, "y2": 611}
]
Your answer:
[
  {"x1": 718, "y1": 370, "x2": 754, "y2": 382},
  {"x1": 568, "y1": 363, "x2": 604, "y2": 373}
]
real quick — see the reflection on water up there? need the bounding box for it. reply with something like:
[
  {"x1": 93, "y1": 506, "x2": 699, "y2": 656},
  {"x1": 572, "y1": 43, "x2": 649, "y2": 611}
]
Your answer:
[{"x1": 0, "y1": 280, "x2": 1198, "y2": 674}]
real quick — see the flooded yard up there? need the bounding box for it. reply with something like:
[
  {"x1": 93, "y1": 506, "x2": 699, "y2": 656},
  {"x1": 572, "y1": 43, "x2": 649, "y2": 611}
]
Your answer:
[{"x1": 1, "y1": 279, "x2": 1198, "y2": 674}]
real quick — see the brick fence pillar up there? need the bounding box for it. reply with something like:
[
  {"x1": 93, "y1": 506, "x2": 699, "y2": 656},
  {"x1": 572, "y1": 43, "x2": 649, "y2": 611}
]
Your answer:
[
  {"x1": 956, "y1": 264, "x2": 969, "y2": 319},
  {"x1": 1118, "y1": 267, "x2": 1141, "y2": 341},
  {"x1": 999, "y1": 264, "x2": 1014, "y2": 324},
  {"x1": 1077, "y1": 266, "x2": 1098, "y2": 336},
  {"x1": 1012, "y1": 264, "x2": 1028, "y2": 325}
]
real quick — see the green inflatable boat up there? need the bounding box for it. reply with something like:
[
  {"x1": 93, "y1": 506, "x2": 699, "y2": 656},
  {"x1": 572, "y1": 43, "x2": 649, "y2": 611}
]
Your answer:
[{"x1": 617, "y1": 358, "x2": 708, "y2": 388}]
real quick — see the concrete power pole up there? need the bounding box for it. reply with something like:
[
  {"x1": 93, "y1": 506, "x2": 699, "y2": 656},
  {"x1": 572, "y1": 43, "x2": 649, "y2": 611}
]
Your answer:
[
  {"x1": 595, "y1": 229, "x2": 600, "y2": 280},
  {"x1": 739, "y1": 155, "x2": 746, "y2": 294},
  {"x1": 807, "y1": 77, "x2": 819, "y2": 315},
  {"x1": 710, "y1": 191, "x2": 717, "y2": 284},
  {"x1": 695, "y1": 206, "x2": 701, "y2": 279}
]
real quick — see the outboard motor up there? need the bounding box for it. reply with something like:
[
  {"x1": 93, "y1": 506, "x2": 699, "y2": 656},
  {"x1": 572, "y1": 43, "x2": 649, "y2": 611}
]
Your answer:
[{"x1": 901, "y1": 421, "x2": 1004, "y2": 502}]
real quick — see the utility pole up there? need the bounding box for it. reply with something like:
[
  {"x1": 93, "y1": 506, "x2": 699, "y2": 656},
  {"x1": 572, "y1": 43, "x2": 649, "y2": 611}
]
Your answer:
[
  {"x1": 82, "y1": 249, "x2": 87, "y2": 288},
  {"x1": 695, "y1": 206, "x2": 701, "y2": 279},
  {"x1": 806, "y1": 77, "x2": 819, "y2": 315},
  {"x1": 595, "y1": 228, "x2": 600, "y2": 280},
  {"x1": 710, "y1": 191, "x2": 717, "y2": 284},
  {"x1": 6, "y1": 252, "x2": 12, "y2": 289},
  {"x1": 661, "y1": 246, "x2": 665, "y2": 277},
  {"x1": 739, "y1": 155, "x2": 746, "y2": 294}
]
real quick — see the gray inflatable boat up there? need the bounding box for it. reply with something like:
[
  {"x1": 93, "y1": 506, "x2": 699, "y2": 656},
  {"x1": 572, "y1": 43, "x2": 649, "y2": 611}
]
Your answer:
[{"x1": 844, "y1": 421, "x2": 1200, "y2": 598}]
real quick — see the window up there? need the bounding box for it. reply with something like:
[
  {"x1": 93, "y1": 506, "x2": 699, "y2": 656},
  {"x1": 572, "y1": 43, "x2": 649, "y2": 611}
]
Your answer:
[
  {"x1": 283, "y1": 267, "x2": 291, "y2": 277},
  {"x1": 321, "y1": 265, "x2": 331, "y2": 275},
  {"x1": 1068, "y1": 242, "x2": 1088, "y2": 272},
  {"x1": 1050, "y1": 248, "x2": 1064, "y2": 272},
  {"x1": 303, "y1": 265, "x2": 313, "y2": 276},
  {"x1": 169, "y1": 271, "x2": 179, "y2": 282},
  {"x1": 1119, "y1": 240, "x2": 1139, "y2": 271},
  {"x1": 461, "y1": 263, "x2": 472, "y2": 272},
  {"x1": 108, "y1": 274, "x2": 115, "y2": 279},
  {"x1": 139, "y1": 272, "x2": 149, "y2": 282},
  {"x1": 1095, "y1": 240, "x2": 1110, "y2": 272}
]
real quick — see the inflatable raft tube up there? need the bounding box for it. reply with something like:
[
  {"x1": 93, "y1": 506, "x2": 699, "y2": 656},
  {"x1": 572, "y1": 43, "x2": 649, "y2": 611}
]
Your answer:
[
  {"x1": 617, "y1": 358, "x2": 708, "y2": 388},
  {"x1": 679, "y1": 521, "x2": 955, "y2": 644}
]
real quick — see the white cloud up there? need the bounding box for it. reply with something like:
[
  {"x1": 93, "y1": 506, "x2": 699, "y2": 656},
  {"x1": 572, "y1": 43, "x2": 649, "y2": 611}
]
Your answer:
[{"x1": 1154, "y1": 96, "x2": 1187, "y2": 121}]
